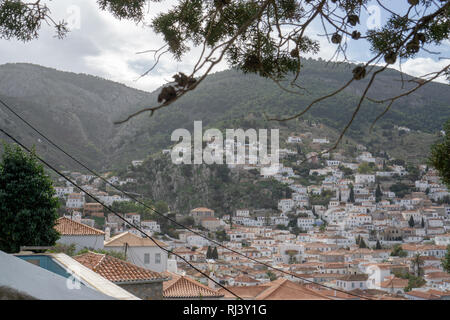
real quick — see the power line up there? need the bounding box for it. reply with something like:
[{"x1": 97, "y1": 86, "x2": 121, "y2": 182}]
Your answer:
[
  {"x1": 0, "y1": 98, "x2": 370, "y2": 300},
  {"x1": 0, "y1": 127, "x2": 242, "y2": 300}
]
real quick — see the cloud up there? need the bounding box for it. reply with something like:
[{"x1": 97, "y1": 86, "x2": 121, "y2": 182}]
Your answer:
[
  {"x1": 397, "y1": 58, "x2": 449, "y2": 83},
  {"x1": 0, "y1": 0, "x2": 447, "y2": 93}
]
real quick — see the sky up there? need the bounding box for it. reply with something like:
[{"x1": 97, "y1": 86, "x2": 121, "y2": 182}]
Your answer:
[{"x1": 0, "y1": 0, "x2": 448, "y2": 92}]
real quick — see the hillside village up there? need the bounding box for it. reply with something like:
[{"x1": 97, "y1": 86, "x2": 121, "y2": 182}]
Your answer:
[{"x1": 38, "y1": 123, "x2": 450, "y2": 301}]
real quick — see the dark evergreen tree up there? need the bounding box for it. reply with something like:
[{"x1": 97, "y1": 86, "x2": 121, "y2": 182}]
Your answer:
[
  {"x1": 375, "y1": 184, "x2": 382, "y2": 203},
  {"x1": 349, "y1": 185, "x2": 355, "y2": 203},
  {"x1": 0, "y1": 144, "x2": 60, "y2": 253},
  {"x1": 409, "y1": 216, "x2": 415, "y2": 228},
  {"x1": 358, "y1": 237, "x2": 367, "y2": 249},
  {"x1": 212, "y1": 246, "x2": 218, "y2": 260},
  {"x1": 375, "y1": 240, "x2": 382, "y2": 250}
]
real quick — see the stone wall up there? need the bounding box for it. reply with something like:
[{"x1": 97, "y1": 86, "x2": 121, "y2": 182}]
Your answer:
[{"x1": 118, "y1": 282, "x2": 163, "y2": 300}]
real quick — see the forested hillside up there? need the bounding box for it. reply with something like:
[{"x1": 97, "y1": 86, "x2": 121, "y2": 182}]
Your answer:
[{"x1": 0, "y1": 60, "x2": 448, "y2": 170}]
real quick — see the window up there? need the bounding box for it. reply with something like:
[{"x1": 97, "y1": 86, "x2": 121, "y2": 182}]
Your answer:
[
  {"x1": 144, "y1": 253, "x2": 150, "y2": 264},
  {"x1": 155, "y1": 253, "x2": 161, "y2": 264}
]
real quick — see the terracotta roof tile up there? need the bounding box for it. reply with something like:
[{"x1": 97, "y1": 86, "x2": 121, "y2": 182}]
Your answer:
[
  {"x1": 74, "y1": 252, "x2": 167, "y2": 283},
  {"x1": 55, "y1": 217, "x2": 104, "y2": 236},
  {"x1": 105, "y1": 232, "x2": 168, "y2": 247},
  {"x1": 220, "y1": 279, "x2": 332, "y2": 300},
  {"x1": 163, "y1": 273, "x2": 223, "y2": 298},
  {"x1": 191, "y1": 207, "x2": 214, "y2": 212}
]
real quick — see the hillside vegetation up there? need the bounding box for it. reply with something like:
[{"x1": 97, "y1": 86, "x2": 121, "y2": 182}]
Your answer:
[{"x1": 0, "y1": 59, "x2": 448, "y2": 170}]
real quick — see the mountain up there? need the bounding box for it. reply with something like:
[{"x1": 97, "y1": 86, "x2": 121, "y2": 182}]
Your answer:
[
  {"x1": 0, "y1": 63, "x2": 154, "y2": 170},
  {"x1": 0, "y1": 60, "x2": 448, "y2": 170}
]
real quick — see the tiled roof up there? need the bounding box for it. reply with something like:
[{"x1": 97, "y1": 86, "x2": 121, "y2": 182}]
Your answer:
[
  {"x1": 74, "y1": 252, "x2": 167, "y2": 283},
  {"x1": 425, "y1": 272, "x2": 450, "y2": 280},
  {"x1": 234, "y1": 275, "x2": 259, "y2": 283},
  {"x1": 220, "y1": 278, "x2": 332, "y2": 300},
  {"x1": 380, "y1": 276, "x2": 409, "y2": 288},
  {"x1": 55, "y1": 217, "x2": 105, "y2": 236},
  {"x1": 104, "y1": 232, "x2": 168, "y2": 247},
  {"x1": 191, "y1": 207, "x2": 214, "y2": 212},
  {"x1": 163, "y1": 273, "x2": 223, "y2": 298},
  {"x1": 339, "y1": 274, "x2": 368, "y2": 281},
  {"x1": 405, "y1": 290, "x2": 441, "y2": 299}
]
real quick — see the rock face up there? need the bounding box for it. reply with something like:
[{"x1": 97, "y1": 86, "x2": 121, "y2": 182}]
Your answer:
[{"x1": 123, "y1": 155, "x2": 291, "y2": 215}]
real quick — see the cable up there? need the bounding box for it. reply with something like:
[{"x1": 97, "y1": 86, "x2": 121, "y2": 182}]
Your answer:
[
  {"x1": 0, "y1": 127, "x2": 242, "y2": 300},
  {"x1": 0, "y1": 98, "x2": 370, "y2": 300},
  {"x1": 0, "y1": 98, "x2": 370, "y2": 299}
]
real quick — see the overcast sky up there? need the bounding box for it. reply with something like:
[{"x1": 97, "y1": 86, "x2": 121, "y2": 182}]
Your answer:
[{"x1": 0, "y1": 0, "x2": 448, "y2": 92}]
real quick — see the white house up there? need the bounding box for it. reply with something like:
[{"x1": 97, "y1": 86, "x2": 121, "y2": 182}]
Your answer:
[
  {"x1": 336, "y1": 274, "x2": 368, "y2": 291},
  {"x1": 236, "y1": 209, "x2": 250, "y2": 217},
  {"x1": 278, "y1": 199, "x2": 295, "y2": 213},
  {"x1": 355, "y1": 174, "x2": 376, "y2": 185},
  {"x1": 297, "y1": 217, "x2": 315, "y2": 231},
  {"x1": 66, "y1": 193, "x2": 85, "y2": 209},
  {"x1": 313, "y1": 138, "x2": 330, "y2": 144},
  {"x1": 54, "y1": 186, "x2": 74, "y2": 198},
  {"x1": 132, "y1": 160, "x2": 144, "y2": 167},
  {"x1": 287, "y1": 136, "x2": 302, "y2": 144},
  {"x1": 435, "y1": 233, "x2": 450, "y2": 246},
  {"x1": 141, "y1": 220, "x2": 161, "y2": 233},
  {"x1": 104, "y1": 232, "x2": 168, "y2": 273},
  {"x1": 54, "y1": 217, "x2": 105, "y2": 252}
]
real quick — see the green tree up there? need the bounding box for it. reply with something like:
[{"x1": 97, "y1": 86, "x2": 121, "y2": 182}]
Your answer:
[
  {"x1": 391, "y1": 244, "x2": 407, "y2": 258},
  {"x1": 429, "y1": 119, "x2": 450, "y2": 189},
  {"x1": 349, "y1": 185, "x2": 355, "y2": 203},
  {"x1": 375, "y1": 184, "x2": 382, "y2": 203},
  {"x1": 442, "y1": 245, "x2": 450, "y2": 273},
  {"x1": 404, "y1": 275, "x2": 426, "y2": 292},
  {"x1": 154, "y1": 200, "x2": 169, "y2": 214},
  {"x1": 358, "y1": 162, "x2": 373, "y2": 174},
  {"x1": 266, "y1": 270, "x2": 277, "y2": 281},
  {"x1": 206, "y1": 246, "x2": 212, "y2": 259},
  {"x1": 0, "y1": 144, "x2": 60, "y2": 253},
  {"x1": 76, "y1": 248, "x2": 126, "y2": 260},
  {"x1": 389, "y1": 182, "x2": 411, "y2": 198},
  {"x1": 375, "y1": 240, "x2": 382, "y2": 250},
  {"x1": 211, "y1": 246, "x2": 218, "y2": 260},
  {"x1": 358, "y1": 237, "x2": 367, "y2": 249},
  {"x1": 411, "y1": 253, "x2": 424, "y2": 277},
  {"x1": 408, "y1": 216, "x2": 415, "y2": 228}
]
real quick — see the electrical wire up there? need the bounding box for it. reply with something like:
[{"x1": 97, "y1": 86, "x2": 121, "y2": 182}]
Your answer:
[
  {"x1": 0, "y1": 126, "x2": 243, "y2": 300},
  {"x1": 0, "y1": 98, "x2": 371, "y2": 300}
]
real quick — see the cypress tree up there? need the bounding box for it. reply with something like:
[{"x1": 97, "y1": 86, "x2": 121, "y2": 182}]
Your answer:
[
  {"x1": 409, "y1": 216, "x2": 415, "y2": 228},
  {"x1": 349, "y1": 185, "x2": 355, "y2": 203},
  {"x1": 375, "y1": 184, "x2": 382, "y2": 203},
  {"x1": 376, "y1": 240, "x2": 382, "y2": 250},
  {"x1": 212, "y1": 247, "x2": 218, "y2": 260}
]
